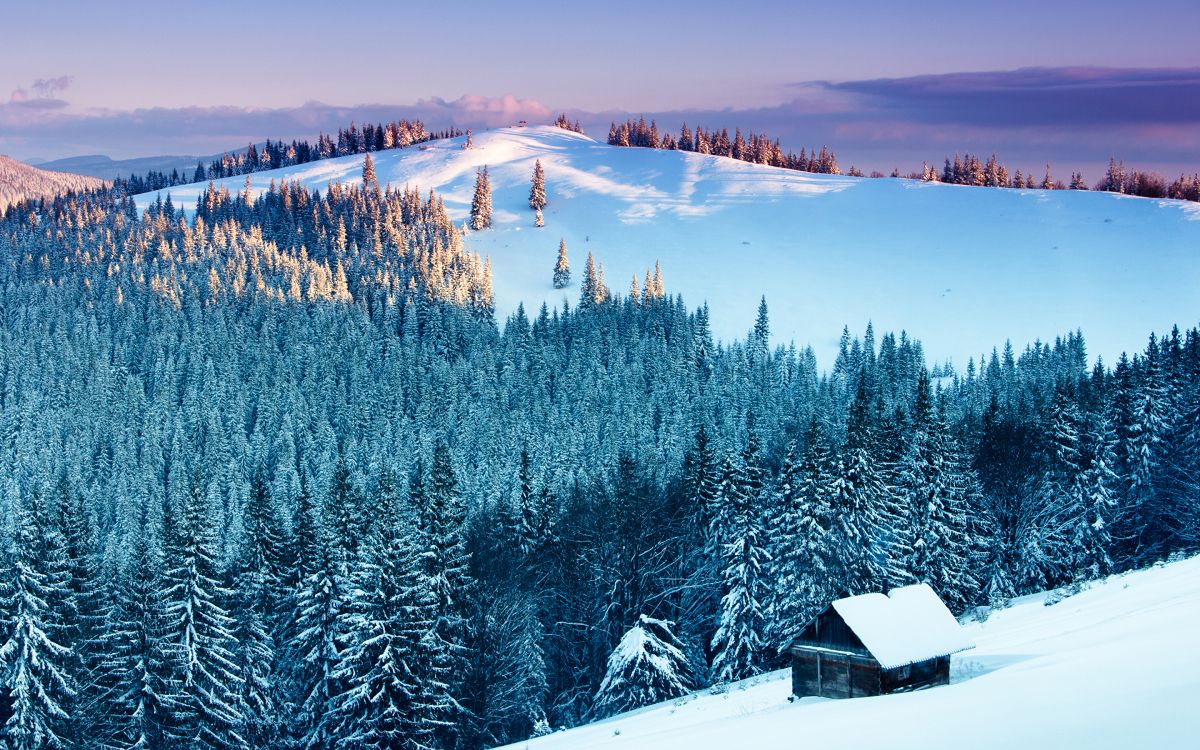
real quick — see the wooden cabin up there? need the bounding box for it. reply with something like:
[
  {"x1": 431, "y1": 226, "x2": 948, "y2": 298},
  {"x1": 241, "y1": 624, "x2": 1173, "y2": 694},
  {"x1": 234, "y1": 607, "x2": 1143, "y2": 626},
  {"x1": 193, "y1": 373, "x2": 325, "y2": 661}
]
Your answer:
[{"x1": 787, "y1": 584, "x2": 974, "y2": 699}]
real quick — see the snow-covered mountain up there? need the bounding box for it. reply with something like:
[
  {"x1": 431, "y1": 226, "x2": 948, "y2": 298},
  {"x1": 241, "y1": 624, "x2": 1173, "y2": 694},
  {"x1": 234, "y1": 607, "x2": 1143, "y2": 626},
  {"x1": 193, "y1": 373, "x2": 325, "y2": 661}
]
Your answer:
[
  {"x1": 135, "y1": 126, "x2": 1200, "y2": 367},
  {"x1": 496, "y1": 555, "x2": 1200, "y2": 750}
]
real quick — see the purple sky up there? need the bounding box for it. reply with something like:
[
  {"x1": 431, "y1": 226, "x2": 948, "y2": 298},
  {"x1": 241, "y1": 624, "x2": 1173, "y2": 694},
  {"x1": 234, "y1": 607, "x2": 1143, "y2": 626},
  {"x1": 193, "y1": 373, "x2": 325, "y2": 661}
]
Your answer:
[{"x1": 3, "y1": 0, "x2": 1198, "y2": 177}]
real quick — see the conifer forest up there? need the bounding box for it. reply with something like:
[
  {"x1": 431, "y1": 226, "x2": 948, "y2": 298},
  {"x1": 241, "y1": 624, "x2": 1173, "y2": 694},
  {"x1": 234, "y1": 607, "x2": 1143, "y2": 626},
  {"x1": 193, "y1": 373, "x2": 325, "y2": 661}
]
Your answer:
[{"x1": 0, "y1": 169, "x2": 1197, "y2": 750}]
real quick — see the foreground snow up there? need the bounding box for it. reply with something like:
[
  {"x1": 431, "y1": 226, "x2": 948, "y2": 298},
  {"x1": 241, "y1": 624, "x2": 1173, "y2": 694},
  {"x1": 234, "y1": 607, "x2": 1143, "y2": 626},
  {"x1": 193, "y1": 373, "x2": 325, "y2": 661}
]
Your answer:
[
  {"x1": 497, "y1": 556, "x2": 1200, "y2": 750},
  {"x1": 136, "y1": 126, "x2": 1200, "y2": 367}
]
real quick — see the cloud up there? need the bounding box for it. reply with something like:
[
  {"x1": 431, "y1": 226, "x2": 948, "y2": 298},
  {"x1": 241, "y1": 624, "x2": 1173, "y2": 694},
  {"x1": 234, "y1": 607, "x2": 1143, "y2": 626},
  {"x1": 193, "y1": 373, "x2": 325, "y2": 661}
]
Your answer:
[
  {"x1": 0, "y1": 93, "x2": 556, "y2": 159},
  {"x1": 7, "y1": 74, "x2": 73, "y2": 110},
  {"x1": 2, "y1": 68, "x2": 1196, "y2": 177},
  {"x1": 32, "y1": 76, "x2": 73, "y2": 98},
  {"x1": 821, "y1": 67, "x2": 1200, "y2": 128}
]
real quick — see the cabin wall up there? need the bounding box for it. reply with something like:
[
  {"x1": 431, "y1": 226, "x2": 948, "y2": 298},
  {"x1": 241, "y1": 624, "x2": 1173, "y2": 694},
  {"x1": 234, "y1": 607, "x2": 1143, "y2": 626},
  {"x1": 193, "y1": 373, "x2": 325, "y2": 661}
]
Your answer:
[
  {"x1": 791, "y1": 651, "x2": 881, "y2": 699},
  {"x1": 791, "y1": 653, "x2": 820, "y2": 697},
  {"x1": 880, "y1": 656, "x2": 952, "y2": 693},
  {"x1": 849, "y1": 658, "x2": 882, "y2": 697}
]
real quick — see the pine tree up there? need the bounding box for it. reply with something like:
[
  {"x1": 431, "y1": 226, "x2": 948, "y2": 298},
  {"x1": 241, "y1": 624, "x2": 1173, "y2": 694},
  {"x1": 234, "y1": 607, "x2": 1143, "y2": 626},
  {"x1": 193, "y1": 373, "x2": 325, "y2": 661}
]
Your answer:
[
  {"x1": 553, "y1": 240, "x2": 570, "y2": 289},
  {"x1": 1025, "y1": 392, "x2": 1086, "y2": 589},
  {"x1": 894, "y1": 374, "x2": 979, "y2": 610},
  {"x1": 710, "y1": 427, "x2": 769, "y2": 683},
  {"x1": 419, "y1": 445, "x2": 472, "y2": 744},
  {"x1": 0, "y1": 493, "x2": 76, "y2": 750},
  {"x1": 592, "y1": 615, "x2": 692, "y2": 718},
  {"x1": 162, "y1": 475, "x2": 244, "y2": 750},
  {"x1": 1073, "y1": 412, "x2": 1119, "y2": 581},
  {"x1": 331, "y1": 466, "x2": 441, "y2": 750},
  {"x1": 293, "y1": 498, "x2": 347, "y2": 750},
  {"x1": 827, "y1": 379, "x2": 888, "y2": 595},
  {"x1": 528, "y1": 160, "x2": 547, "y2": 210},
  {"x1": 362, "y1": 153, "x2": 378, "y2": 193},
  {"x1": 470, "y1": 166, "x2": 492, "y2": 231},
  {"x1": 579, "y1": 251, "x2": 605, "y2": 307},
  {"x1": 765, "y1": 429, "x2": 835, "y2": 647},
  {"x1": 97, "y1": 516, "x2": 173, "y2": 750},
  {"x1": 232, "y1": 471, "x2": 282, "y2": 748}
]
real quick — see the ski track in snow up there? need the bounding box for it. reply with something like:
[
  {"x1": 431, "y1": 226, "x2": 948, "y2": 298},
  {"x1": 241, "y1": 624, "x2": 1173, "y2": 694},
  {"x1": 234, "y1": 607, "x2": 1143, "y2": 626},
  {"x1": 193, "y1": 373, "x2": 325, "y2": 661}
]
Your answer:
[
  {"x1": 491, "y1": 557, "x2": 1200, "y2": 750},
  {"x1": 136, "y1": 126, "x2": 1200, "y2": 369}
]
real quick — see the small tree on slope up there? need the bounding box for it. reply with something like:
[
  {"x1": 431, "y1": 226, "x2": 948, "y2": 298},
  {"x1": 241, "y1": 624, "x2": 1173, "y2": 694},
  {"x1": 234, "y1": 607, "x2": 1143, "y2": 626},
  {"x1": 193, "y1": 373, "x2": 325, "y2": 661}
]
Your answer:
[
  {"x1": 592, "y1": 615, "x2": 692, "y2": 719},
  {"x1": 553, "y1": 239, "x2": 570, "y2": 289},
  {"x1": 470, "y1": 166, "x2": 492, "y2": 231},
  {"x1": 529, "y1": 160, "x2": 547, "y2": 210}
]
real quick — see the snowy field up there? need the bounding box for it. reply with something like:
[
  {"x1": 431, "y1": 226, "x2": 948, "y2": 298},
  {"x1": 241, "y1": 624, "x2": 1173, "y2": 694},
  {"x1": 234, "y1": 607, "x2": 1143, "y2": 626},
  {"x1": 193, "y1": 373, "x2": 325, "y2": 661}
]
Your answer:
[
  {"x1": 137, "y1": 126, "x2": 1200, "y2": 368},
  {"x1": 494, "y1": 556, "x2": 1200, "y2": 750}
]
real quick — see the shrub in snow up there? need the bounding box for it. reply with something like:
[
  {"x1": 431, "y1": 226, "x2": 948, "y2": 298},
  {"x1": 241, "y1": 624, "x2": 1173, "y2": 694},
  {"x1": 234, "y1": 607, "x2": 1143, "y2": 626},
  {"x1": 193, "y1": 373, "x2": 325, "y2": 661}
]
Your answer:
[{"x1": 592, "y1": 615, "x2": 693, "y2": 719}]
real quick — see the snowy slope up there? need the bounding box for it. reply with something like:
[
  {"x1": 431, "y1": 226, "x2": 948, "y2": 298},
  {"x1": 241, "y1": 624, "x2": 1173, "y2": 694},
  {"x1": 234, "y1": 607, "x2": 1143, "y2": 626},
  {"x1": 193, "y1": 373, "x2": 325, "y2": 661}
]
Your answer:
[
  {"x1": 495, "y1": 556, "x2": 1200, "y2": 750},
  {"x1": 135, "y1": 126, "x2": 1200, "y2": 368},
  {"x1": 1, "y1": 154, "x2": 107, "y2": 211}
]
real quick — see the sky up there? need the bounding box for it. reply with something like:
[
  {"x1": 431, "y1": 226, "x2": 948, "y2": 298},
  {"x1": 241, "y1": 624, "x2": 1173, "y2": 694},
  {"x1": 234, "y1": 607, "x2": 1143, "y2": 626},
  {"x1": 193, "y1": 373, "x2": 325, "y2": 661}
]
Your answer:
[{"x1": 2, "y1": 0, "x2": 1198, "y2": 176}]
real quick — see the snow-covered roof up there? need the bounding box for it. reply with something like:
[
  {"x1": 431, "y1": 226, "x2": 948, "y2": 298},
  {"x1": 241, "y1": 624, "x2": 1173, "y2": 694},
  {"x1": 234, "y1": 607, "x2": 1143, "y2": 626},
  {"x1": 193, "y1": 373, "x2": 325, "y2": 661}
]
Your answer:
[{"x1": 828, "y1": 584, "x2": 975, "y2": 669}]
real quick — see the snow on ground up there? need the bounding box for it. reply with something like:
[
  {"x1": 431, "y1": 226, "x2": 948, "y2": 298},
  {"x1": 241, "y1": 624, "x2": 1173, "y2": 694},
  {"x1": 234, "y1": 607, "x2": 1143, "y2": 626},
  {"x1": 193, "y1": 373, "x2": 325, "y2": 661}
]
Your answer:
[
  {"x1": 136, "y1": 126, "x2": 1200, "y2": 368},
  {"x1": 495, "y1": 556, "x2": 1200, "y2": 750}
]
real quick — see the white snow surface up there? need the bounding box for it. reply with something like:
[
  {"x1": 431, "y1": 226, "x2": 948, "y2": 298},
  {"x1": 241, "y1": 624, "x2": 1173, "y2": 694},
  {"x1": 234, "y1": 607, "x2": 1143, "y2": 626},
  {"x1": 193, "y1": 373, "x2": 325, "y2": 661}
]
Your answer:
[
  {"x1": 495, "y1": 556, "x2": 1200, "y2": 750},
  {"x1": 826, "y1": 583, "x2": 974, "y2": 668},
  {"x1": 136, "y1": 126, "x2": 1200, "y2": 368}
]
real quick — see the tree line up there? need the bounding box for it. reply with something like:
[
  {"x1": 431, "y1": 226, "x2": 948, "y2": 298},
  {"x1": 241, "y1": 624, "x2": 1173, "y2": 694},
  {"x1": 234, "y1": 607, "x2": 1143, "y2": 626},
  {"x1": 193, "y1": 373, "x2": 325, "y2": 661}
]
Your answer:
[
  {"x1": 606, "y1": 117, "x2": 843, "y2": 174},
  {"x1": 112, "y1": 118, "x2": 462, "y2": 196},
  {"x1": 603, "y1": 116, "x2": 1200, "y2": 203}
]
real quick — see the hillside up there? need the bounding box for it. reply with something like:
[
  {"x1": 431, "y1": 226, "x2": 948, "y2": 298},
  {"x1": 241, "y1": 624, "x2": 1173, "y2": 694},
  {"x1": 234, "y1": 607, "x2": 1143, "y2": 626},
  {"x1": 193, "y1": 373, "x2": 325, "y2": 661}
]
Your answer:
[
  {"x1": 0, "y1": 155, "x2": 108, "y2": 212},
  {"x1": 135, "y1": 126, "x2": 1200, "y2": 367},
  {"x1": 497, "y1": 555, "x2": 1200, "y2": 750}
]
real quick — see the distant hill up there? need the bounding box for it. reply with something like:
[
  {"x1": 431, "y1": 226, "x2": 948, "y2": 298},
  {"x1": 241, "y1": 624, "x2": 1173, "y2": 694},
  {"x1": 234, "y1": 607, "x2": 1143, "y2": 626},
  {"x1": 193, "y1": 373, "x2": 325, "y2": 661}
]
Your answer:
[
  {"x1": 35, "y1": 143, "x2": 273, "y2": 182},
  {"x1": 32, "y1": 153, "x2": 205, "y2": 181},
  {"x1": 0, "y1": 155, "x2": 108, "y2": 211}
]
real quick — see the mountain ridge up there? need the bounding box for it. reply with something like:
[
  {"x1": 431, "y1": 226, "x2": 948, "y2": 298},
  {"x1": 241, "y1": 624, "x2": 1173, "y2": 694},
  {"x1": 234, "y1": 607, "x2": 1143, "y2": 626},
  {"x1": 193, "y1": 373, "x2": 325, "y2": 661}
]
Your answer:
[{"x1": 0, "y1": 154, "x2": 109, "y2": 212}]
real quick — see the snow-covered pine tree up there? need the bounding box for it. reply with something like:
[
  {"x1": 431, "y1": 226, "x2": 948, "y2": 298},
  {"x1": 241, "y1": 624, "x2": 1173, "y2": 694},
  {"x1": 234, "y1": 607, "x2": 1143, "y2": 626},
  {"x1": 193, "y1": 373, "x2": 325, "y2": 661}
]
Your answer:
[
  {"x1": 894, "y1": 377, "x2": 981, "y2": 611},
  {"x1": 826, "y1": 379, "x2": 889, "y2": 596},
  {"x1": 1118, "y1": 350, "x2": 1170, "y2": 566},
  {"x1": 97, "y1": 503, "x2": 173, "y2": 750},
  {"x1": 1025, "y1": 392, "x2": 1086, "y2": 589},
  {"x1": 553, "y1": 240, "x2": 570, "y2": 289},
  {"x1": 710, "y1": 426, "x2": 769, "y2": 683},
  {"x1": 469, "y1": 166, "x2": 492, "y2": 231},
  {"x1": 528, "y1": 160, "x2": 547, "y2": 210},
  {"x1": 162, "y1": 475, "x2": 244, "y2": 750},
  {"x1": 579, "y1": 251, "x2": 606, "y2": 306},
  {"x1": 1073, "y1": 411, "x2": 1119, "y2": 581},
  {"x1": 0, "y1": 492, "x2": 76, "y2": 750},
  {"x1": 420, "y1": 444, "x2": 473, "y2": 745},
  {"x1": 535, "y1": 208, "x2": 544, "y2": 228},
  {"x1": 231, "y1": 470, "x2": 283, "y2": 748},
  {"x1": 592, "y1": 615, "x2": 692, "y2": 719},
  {"x1": 292, "y1": 510, "x2": 347, "y2": 750},
  {"x1": 362, "y1": 153, "x2": 378, "y2": 193},
  {"x1": 330, "y1": 465, "x2": 440, "y2": 750},
  {"x1": 765, "y1": 427, "x2": 835, "y2": 649}
]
